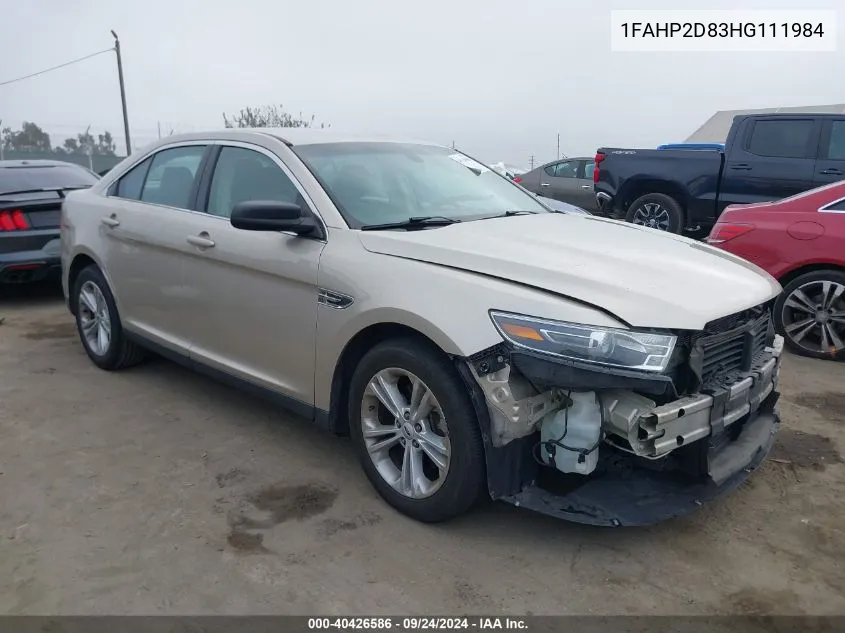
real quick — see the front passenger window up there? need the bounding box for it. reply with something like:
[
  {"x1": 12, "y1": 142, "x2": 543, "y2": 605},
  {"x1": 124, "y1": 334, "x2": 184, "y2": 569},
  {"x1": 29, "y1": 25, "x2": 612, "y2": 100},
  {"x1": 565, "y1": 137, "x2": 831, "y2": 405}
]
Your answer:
[
  {"x1": 139, "y1": 146, "x2": 206, "y2": 209},
  {"x1": 114, "y1": 157, "x2": 152, "y2": 200},
  {"x1": 206, "y1": 146, "x2": 302, "y2": 218}
]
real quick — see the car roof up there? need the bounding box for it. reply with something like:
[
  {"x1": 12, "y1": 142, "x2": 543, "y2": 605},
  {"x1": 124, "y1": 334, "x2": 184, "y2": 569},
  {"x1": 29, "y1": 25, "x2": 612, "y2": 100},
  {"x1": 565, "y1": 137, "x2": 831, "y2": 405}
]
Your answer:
[{"x1": 147, "y1": 128, "x2": 443, "y2": 149}]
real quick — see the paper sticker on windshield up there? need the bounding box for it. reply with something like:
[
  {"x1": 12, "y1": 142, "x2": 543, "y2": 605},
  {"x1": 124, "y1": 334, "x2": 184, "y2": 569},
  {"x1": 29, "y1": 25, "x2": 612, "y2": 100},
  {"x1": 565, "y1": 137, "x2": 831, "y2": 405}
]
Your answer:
[{"x1": 448, "y1": 153, "x2": 490, "y2": 174}]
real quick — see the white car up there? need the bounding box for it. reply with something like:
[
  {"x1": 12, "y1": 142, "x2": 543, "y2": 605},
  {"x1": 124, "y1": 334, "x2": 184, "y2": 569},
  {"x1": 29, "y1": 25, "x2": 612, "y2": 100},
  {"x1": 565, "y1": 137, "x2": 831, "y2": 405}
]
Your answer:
[{"x1": 61, "y1": 128, "x2": 785, "y2": 525}]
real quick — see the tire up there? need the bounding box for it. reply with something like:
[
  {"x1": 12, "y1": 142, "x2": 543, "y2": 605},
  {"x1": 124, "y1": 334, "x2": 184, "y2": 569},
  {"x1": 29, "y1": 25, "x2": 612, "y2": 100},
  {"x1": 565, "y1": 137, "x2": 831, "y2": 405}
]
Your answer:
[
  {"x1": 72, "y1": 265, "x2": 147, "y2": 370},
  {"x1": 348, "y1": 338, "x2": 486, "y2": 522},
  {"x1": 774, "y1": 269, "x2": 845, "y2": 361},
  {"x1": 625, "y1": 193, "x2": 684, "y2": 234}
]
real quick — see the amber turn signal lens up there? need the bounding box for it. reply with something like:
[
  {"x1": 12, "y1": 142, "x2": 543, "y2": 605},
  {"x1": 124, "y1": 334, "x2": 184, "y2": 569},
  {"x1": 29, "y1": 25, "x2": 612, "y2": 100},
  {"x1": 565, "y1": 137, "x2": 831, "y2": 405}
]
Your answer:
[{"x1": 501, "y1": 323, "x2": 544, "y2": 341}]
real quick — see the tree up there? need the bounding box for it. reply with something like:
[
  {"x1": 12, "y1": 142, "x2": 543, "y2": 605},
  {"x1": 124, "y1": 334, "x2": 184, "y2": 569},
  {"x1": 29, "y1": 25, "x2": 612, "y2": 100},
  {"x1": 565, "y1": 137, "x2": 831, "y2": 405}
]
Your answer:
[
  {"x1": 1, "y1": 121, "x2": 52, "y2": 152},
  {"x1": 222, "y1": 104, "x2": 329, "y2": 129},
  {"x1": 55, "y1": 130, "x2": 116, "y2": 156},
  {"x1": 0, "y1": 122, "x2": 117, "y2": 158}
]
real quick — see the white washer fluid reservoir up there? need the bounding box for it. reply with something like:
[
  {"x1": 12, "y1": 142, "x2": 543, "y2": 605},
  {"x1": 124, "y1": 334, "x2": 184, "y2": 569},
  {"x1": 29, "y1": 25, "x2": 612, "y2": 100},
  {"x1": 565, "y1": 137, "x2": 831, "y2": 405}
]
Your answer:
[{"x1": 540, "y1": 391, "x2": 602, "y2": 475}]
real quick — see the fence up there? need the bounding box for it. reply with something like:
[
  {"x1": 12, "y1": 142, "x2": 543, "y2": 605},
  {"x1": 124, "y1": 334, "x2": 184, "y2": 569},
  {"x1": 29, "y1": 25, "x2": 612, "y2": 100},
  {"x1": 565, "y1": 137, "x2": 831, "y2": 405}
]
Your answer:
[{"x1": 1, "y1": 149, "x2": 125, "y2": 174}]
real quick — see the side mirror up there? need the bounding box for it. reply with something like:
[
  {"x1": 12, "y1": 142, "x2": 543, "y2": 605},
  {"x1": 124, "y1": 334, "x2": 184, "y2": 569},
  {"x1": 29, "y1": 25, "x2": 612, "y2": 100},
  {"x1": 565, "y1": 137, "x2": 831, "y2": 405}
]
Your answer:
[{"x1": 230, "y1": 200, "x2": 316, "y2": 235}]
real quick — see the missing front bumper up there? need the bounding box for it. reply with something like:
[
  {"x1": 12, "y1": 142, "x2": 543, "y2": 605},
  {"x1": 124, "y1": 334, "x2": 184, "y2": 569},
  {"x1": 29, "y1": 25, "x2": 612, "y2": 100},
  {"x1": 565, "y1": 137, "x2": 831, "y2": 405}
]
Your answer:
[
  {"x1": 462, "y1": 335, "x2": 784, "y2": 526},
  {"x1": 503, "y1": 398, "x2": 779, "y2": 527}
]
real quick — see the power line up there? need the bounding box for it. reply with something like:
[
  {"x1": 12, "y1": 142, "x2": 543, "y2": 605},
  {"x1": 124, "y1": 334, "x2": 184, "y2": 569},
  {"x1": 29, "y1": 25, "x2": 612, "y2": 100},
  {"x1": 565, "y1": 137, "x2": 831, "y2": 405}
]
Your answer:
[{"x1": 0, "y1": 47, "x2": 114, "y2": 88}]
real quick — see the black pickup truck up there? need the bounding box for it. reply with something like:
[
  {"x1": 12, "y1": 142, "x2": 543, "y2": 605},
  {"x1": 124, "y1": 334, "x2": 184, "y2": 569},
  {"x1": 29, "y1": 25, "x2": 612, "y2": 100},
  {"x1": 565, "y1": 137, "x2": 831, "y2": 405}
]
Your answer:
[{"x1": 594, "y1": 113, "x2": 845, "y2": 234}]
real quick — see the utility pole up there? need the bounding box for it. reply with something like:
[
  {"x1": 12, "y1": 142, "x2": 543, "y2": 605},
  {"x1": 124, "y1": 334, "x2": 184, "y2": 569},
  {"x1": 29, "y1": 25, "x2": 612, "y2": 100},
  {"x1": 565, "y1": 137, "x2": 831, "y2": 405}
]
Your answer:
[
  {"x1": 111, "y1": 30, "x2": 131, "y2": 156},
  {"x1": 556, "y1": 133, "x2": 560, "y2": 160},
  {"x1": 157, "y1": 121, "x2": 161, "y2": 140},
  {"x1": 529, "y1": 155, "x2": 535, "y2": 169},
  {"x1": 85, "y1": 124, "x2": 94, "y2": 171}
]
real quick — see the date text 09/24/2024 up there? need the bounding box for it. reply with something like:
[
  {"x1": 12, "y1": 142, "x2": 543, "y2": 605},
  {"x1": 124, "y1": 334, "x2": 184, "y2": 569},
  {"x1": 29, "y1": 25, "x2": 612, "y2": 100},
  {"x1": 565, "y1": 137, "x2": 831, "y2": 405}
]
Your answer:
[{"x1": 307, "y1": 618, "x2": 528, "y2": 631}]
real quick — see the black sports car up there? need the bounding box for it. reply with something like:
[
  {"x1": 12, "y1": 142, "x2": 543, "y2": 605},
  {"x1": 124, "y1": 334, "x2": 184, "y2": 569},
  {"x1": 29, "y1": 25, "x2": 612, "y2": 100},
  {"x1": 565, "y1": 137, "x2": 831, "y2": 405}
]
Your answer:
[{"x1": 0, "y1": 159, "x2": 99, "y2": 284}]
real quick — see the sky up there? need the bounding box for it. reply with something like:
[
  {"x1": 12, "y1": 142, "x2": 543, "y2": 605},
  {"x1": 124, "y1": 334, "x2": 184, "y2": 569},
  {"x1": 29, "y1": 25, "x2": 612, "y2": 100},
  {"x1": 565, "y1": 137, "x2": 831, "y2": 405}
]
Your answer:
[{"x1": 1, "y1": 0, "x2": 843, "y2": 168}]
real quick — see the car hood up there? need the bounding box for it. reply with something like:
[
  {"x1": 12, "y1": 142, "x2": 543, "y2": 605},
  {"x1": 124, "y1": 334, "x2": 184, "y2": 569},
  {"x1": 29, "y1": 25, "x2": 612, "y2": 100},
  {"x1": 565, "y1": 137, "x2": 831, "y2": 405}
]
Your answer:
[{"x1": 357, "y1": 213, "x2": 781, "y2": 330}]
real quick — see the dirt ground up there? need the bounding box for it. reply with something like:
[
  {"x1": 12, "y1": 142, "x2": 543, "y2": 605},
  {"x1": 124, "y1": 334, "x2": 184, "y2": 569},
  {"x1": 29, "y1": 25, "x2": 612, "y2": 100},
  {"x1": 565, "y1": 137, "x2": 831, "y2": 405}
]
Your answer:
[{"x1": 1, "y1": 282, "x2": 844, "y2": 616}]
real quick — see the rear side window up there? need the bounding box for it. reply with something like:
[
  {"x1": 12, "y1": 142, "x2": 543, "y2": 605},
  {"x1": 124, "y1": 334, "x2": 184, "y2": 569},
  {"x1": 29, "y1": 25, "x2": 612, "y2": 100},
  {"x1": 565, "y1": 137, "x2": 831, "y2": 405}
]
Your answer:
[
  {"x1": 545, "y1": 161, "x2": 577, "y2": 178},
  {"x1": 825, "y1": 121, "x2": 845, "y2": 160},
  {"x1": 747, "y1": 120, "x2": 814, "y2": 159},
  {"x1": 824, "y1": 198, "x2": 845, "y2": 211},
  {"x1": 114, "y1": 157, "x2": 152, "y2": 200},
  {"x1": 139, "y1": 146, "x2": 206, "y2": 209}
]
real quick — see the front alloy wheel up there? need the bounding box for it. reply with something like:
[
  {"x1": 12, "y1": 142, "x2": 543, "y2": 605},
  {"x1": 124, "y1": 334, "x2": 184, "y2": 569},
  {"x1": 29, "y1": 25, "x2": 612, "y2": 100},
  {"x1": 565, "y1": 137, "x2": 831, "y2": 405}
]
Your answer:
[
  {"x1": 361, "y1": 368, "x2": 451, "y2": 499},
  {"x1": 348, "y1": 338, "x2": 486, "y2": 522}
]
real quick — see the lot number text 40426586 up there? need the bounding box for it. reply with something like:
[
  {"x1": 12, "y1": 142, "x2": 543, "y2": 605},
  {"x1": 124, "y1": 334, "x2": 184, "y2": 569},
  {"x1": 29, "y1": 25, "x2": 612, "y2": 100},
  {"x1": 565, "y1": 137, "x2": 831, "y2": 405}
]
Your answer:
[{"x1": 307, "y1": 617, "x2": 528, "y2": 631}]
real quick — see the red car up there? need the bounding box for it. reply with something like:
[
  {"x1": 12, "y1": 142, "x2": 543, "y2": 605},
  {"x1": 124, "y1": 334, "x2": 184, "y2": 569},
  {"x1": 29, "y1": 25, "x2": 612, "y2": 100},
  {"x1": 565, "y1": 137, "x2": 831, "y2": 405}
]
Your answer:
[{"x1": 707, "y1": 180, "x2": 845, "y2": 361}]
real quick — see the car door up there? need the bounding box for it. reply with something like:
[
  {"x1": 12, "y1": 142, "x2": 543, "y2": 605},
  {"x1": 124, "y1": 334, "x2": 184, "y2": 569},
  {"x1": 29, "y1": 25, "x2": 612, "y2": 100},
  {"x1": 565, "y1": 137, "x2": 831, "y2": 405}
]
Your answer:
[
  {"x1": 575, "y1": 159, "x2": 597, "y2": 210},
  {"x1": 514, "y1": 164, "x2": 544, "y2": 194},
  {"x1": 814, "y1": 119, "x2": 845, "y2": 186},
  {"x1": 540, "y1": 160, "x2": 582, "y2": 205},
  {"x1": 183, "y1": 142, "x2": 327, "y2": 408},
  {"x1": 100, "y1": 143, "x2": 210, "y2": 354},
  {"x1": 719, "y1": 117, "x2": 820, "y2": 212}
]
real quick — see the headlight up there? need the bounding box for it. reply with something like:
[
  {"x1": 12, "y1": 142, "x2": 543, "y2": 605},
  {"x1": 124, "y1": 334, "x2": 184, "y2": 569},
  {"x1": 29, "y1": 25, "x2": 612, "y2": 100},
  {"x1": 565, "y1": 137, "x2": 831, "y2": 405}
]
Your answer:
[{"x1": 490, "y1": 311, "x2": 677, "y2": 373}]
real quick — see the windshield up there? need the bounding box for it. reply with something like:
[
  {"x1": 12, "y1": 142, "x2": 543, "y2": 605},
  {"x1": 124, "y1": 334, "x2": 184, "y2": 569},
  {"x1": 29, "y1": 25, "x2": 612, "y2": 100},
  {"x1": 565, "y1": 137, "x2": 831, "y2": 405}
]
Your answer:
[
  {"x1": 293, "y1": 142, "x2": 549, "y2": 228},
  {"x1": 0, "y1": 163, "x2": 99, "y2": 195}
]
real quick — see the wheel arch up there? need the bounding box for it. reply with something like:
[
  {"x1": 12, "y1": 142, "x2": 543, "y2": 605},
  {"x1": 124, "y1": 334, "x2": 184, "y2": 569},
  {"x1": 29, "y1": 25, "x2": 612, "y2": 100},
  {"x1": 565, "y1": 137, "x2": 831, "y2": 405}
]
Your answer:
[
  {"x1": 323, "y1": 322, "x2": 461, "y2": 436},
  {"x1": 66, "y1": 250, "x2": 110, "y2": 315},
  {"x1": 619, "y1": 178, "x2": 688, "y2": 215},
  {"x1": 777, "y1": 262, "x2": 845, "y2": 288}
]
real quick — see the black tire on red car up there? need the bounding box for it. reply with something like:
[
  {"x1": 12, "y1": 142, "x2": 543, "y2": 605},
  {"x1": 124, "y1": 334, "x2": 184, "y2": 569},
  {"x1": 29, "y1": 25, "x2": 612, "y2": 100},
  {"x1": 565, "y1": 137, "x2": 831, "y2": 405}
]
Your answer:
[
  {"x1": 625, "y1": 193, "x2": 684, "y2": 234},
  {"x1": 774, "y1": 269, "x2": 845, "y2": 361}
]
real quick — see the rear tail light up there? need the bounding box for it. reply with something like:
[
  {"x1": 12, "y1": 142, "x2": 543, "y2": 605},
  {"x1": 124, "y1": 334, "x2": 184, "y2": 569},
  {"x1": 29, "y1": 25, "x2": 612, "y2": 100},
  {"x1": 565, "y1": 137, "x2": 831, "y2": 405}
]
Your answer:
[
  {"x1": 513, "y1": 176, "x2": 523, "y2": 184},
  {"x1": 706, "y1": 222, "x2": 756, "y2": 244},
  {"x1": 593, "y1": 152, "x2": 605, "y2": 183},
  {"x1": 0, "y1": 209, "x2": 30, "y2": 231}
]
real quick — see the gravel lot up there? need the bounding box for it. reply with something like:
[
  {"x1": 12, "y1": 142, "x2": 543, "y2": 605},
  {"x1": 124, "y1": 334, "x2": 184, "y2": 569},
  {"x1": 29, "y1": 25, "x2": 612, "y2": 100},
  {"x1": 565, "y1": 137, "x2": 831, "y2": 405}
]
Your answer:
[{"x1": 1, "y1": 282, "x2": 844, "y2": 616}]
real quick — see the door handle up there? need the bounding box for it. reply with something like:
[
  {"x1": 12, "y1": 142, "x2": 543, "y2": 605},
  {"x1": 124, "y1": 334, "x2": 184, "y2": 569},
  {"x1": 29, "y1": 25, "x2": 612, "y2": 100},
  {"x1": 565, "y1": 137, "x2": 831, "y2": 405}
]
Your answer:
[
  {"x1": 101, "y1": 215, "x2": 120, "y2": 228},
  {"x1": 186, "y1": 233, "x2": 215, "y2": 248},
  {"x1": 540, "y1": 182, "x2": 551, "y2": 187},
  {"x1": 729, "y1": 164, "x2": 752, "y2": 171},
  {"x1": 580, "y1": 185, "x2": 592, "y2": 189},
  {"x1": 821, "y1": 168, "x2": 844, "y2": 175}
]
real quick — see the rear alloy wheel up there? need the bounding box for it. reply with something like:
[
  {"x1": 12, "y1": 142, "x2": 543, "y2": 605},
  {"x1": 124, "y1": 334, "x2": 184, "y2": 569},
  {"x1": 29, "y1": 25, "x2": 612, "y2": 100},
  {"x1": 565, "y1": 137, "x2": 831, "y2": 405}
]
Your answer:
[
  {"x1": 72, "y1": 265, "x2": 146, "y2": 370},
  {"x1": 78, "y1": 281, "x2": 112, "y2": 356},
  {"x1": 775, "y1": 270, "x2": 845, "y2": 361},
  {"x1": 348, "y1": 338, "x2": 486, "y2": 522},
  {"x1": 625, "y1": 193, "x2": 684, "y2": 233}
]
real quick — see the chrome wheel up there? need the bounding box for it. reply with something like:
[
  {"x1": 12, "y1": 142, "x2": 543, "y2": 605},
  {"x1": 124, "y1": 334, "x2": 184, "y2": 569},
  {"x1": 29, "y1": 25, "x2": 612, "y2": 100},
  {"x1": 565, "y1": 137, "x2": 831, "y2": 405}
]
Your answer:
[
  {"x1": 781, "y1": 279, "x2": 845, "y2": 355},
  {"x1": 631, "y1": 202, "x2": 671, "y2": 230},
  {"x1": 360, "y1": 368, "x2": 451, "y2": 499},
  {"x1": 78, "y1": 281, "x2": 112, "y2": 356}
]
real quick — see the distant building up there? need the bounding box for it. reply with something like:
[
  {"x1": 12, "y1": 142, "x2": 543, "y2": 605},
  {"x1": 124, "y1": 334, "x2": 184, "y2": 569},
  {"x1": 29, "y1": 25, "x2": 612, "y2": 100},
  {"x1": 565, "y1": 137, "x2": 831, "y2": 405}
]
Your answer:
[{"x1": 685, "y1": 104, "x2": 845, "y2": 143}]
